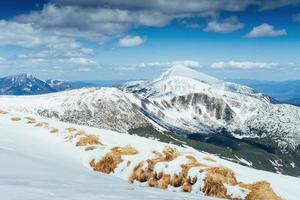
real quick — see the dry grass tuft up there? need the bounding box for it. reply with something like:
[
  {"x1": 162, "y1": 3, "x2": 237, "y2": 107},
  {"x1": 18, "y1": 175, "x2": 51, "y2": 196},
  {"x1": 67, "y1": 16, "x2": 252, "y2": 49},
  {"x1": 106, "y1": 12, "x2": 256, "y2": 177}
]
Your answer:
[
  {"x1": 35, "y1": 122, "x2": 49, "y2": 127},
  {"x1": 85, "y1": 146, "x2": 97, "y2": 151},
  {"x1": 202, "y1": 174, "x2": 229, "y2": 198},
  {"x1": 0, "y1": 110, "x2": 8, "y2": 114},
  {"x1": 206, "y1": 166, "x2": 237, "y2": 186},
  {"x1": 203, "y1": 156, "x2": 216, "y2": 162},
  {"x1": 90, "y1": 145, "x2": 138, "y2": 174},
  {"x1": 240, "y1": 181, "x2": 282, "y2": 200},
  {"x1": 75, "y1": 130, "x2": 86, "y2": 137},
  {"x1": 25, "y1": 117, "x2": 36, "y2": 121},
  {"x1": 50, "y1": 128, "x2": 59, "y2": 134},
  {"x1": 129, "y1": 146, "x2": 181, "y2": 188},
  {"x1": 76, "y1": 134, "x2": 102, "y2": 146},
  {"x1": 66, "y1": 127, "x2": 77, "y2": 132},
  {"x1": 27, "y1": 120, "x2": 36, "y2": 124},
  {"x1": 111, "y1": 145, "x2": 139, "y2": 155},
  {"x1": 11, "y1": 117, "x2": 21, "y2": 121}
]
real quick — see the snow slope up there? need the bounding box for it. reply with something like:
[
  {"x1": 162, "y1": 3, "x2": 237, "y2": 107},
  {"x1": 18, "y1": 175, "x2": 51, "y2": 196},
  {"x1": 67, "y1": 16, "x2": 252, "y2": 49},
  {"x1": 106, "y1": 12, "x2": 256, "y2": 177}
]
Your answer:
[
  {"x1": 0, "y1": 109, "x2": 299, "y2": 200},
  {"x1": 0, "y1": 110, "x2": 212, "y2": 200}
]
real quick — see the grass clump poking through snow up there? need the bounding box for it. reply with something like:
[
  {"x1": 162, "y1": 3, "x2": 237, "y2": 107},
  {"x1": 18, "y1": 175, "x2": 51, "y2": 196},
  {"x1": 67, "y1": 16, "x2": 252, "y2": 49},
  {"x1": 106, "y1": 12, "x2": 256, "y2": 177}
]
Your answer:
[
  {"x1": 129, "y1": 146, "x2": 181, "y2": 189},
  {"x1": 11, "y1": 117, "x2": 21, "y2": 121},
  {"x1": 66, "y1": 127, "x2": 77, "y2": 132},
  {"x1": 90, "y1": 145, "x2": 139, "y2": 174},
  {"x1": 0, "y1": 110, "x2": 8, "y2": 114},
  {"x1": 35, "y1": 122, "x2": 49, "y2": 127},
  {"x1": 240, "y1": 181, "x2": 282, "y2": 200},
  {"x1": 76, "y1": 134, "x2": 102, "y2": 146},
  {"x1": 50, "y1": 128, "x2": 59, "y2": 134},
  {"x1": 202, "y1": 166, "x2": 237, "y2": 199}
]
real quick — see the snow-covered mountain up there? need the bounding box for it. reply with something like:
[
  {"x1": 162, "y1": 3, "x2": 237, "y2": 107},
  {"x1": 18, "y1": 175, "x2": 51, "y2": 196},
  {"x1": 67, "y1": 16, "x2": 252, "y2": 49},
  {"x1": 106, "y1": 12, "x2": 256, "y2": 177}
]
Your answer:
[
  {"x1": 1, "y1": 109, "x2": 299, "y2": 200},
  {"x1": 123, "y1": 66, "x2": 300, "y2": 151},
  {"x1": 0, "y1": 73, "x2": 55, "y2": 95},
  {"x1": 0, "y1": 66, "x2": 299, "y2": 176}
]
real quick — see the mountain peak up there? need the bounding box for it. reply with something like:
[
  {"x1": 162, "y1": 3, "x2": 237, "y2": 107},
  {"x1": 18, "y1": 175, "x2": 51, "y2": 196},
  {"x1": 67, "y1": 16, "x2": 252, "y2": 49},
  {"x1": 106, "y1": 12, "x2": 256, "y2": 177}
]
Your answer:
[{"x1": 158, "y1": 65, "x2": 223, "y2": 86}]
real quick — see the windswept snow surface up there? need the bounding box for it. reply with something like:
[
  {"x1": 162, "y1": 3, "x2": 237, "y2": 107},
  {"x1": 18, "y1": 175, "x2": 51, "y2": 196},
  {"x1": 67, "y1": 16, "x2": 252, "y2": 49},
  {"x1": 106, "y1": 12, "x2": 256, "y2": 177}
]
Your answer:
[
  {"x1": 0, "y1": 111, "x2": 212, "y2": 200},
  {"x1": 0, "y1": 110, "x2": 300, "y2": 200}
]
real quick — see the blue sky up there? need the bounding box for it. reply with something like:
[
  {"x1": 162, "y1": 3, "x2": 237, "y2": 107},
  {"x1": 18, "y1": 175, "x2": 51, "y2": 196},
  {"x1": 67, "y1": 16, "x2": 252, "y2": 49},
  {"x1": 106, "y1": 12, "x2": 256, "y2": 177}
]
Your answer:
[{"x1": 0, "y1": 0, "x2": 300, "y2": 81}]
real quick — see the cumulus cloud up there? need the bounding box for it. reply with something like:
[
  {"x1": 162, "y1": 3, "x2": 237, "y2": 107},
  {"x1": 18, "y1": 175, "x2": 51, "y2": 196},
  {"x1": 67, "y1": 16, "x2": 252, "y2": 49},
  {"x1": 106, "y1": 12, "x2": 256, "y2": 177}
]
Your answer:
[
  {"x1": 204, "y1": 16, "x2": 244, "y2": 33},
  {"x1": 69, "y1": 57, "x2": 96, "y2": 65},
  {"x1": 118, "y1": 35, "x2": 146, "y2": 47},
  {"x1": 246, "y1": 23, "x2": 287, "y2": 38},
  {"x1": 138, "y1": 60, "x2": 201, "y2": 68},
  {"x1": 211, "y1": 61, "x2": 279, "y2": 69}
]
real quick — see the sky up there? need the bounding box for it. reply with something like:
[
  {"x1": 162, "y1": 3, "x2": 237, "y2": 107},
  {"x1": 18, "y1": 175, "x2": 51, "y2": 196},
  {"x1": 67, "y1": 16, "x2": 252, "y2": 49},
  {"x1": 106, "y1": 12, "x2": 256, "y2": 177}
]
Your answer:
[{"x1": 0, "y1": 0, "x2": 300, "y2": 81}]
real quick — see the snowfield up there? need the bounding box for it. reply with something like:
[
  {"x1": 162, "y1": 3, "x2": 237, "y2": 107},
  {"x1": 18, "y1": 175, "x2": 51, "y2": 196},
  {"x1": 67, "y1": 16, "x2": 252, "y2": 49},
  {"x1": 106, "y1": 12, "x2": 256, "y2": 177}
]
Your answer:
[
  {"x1": 0, "y1": 110, "x2": 213, "y2": 200},
  {"x1": 1, "y1": 109, "x2": 300, "y2": 200}
]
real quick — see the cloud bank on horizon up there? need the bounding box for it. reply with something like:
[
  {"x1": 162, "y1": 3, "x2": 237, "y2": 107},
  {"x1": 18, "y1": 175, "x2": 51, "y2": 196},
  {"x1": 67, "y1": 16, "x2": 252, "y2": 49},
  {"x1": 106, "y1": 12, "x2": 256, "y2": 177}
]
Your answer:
[{"x1": 0, "y1": 0, "x2": 299, "y2": 80}]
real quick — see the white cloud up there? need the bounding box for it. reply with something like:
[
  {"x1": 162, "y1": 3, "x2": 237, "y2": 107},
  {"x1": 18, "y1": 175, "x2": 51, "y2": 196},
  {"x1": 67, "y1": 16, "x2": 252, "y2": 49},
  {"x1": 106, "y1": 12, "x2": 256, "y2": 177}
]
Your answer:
[
  {"x1": 211, "y1": 61, "x2": 279, "y2": 69},
  {"x1": 138, "y1": 60, "x2": 201, "y2": 68},
  {"x1": 204, "y1": 16, "x2": 244, "y2": 33},
  {"x1": 118, "y1": 35, "x2": 146, "y2": 48},
  {"x1": 246, "y1": 23, "x2": 287, "y2": 38},
  {"x1": 69, "y1": 57, "x2": 96, "y2": 65},
  {"x1": 75, "y1": 67, "x2": 91, "y2": 72}
]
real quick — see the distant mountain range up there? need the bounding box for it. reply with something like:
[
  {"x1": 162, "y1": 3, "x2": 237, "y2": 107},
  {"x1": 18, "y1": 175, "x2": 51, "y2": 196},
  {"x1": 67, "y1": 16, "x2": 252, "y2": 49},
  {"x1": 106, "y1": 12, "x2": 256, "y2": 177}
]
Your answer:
[
  {"x1": 0, "y1": 73, "x2": 299, "y2": 107},
  {"x1": 0, "y1": 73, "x2": 127, "y2": 95},
  {"x1": 228, "y1": 79, "x2": 300, "y2": 106}
]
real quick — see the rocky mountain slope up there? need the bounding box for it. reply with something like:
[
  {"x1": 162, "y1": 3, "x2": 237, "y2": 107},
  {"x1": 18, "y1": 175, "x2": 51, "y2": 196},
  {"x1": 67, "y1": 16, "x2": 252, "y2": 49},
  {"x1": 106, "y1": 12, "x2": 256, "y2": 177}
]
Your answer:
[
  {"x1": 0, "y1": 66, "x2": 299, "y2": 176},
  {"x1": 0, "y1": 73, "x2": 55, "y2": 95},
  {"x1": 1, "y1": 109, "x2": 299, "y2": 200}
]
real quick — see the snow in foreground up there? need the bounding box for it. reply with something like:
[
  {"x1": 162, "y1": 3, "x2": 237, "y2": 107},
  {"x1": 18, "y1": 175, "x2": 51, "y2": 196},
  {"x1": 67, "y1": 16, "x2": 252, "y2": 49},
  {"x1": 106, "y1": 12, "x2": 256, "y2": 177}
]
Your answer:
[
  {"x1": 0, "y1": 109, "x2": 300, "y2": 200},
  {"x1": 0, "y1": 111, "x2": 213, "y2": 200}
]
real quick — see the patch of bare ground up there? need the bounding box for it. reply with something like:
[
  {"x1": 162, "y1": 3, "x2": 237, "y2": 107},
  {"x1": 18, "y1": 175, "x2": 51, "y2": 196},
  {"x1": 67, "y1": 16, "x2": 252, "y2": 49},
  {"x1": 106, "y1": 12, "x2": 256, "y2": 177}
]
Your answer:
[{"x1": 90, "y1": 145, "x2": 138, "y2": 174}]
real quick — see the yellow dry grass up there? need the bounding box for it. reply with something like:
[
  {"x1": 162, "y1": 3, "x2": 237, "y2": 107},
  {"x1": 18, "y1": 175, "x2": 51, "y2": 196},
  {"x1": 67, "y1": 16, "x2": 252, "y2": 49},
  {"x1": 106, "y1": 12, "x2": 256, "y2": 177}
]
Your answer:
[
  {"x1": 50, "y1": 128, "x2": 59, "y2": 134},
  {"x1": 206, "y1": 166, "x2": 237, "y2": 186},
  {"x1": 66, "y1": 127, "x2": 77, "y2": 132},
  {"x1": 11, "y1": 117, "x2": 21, "y2": 121},
  {"x1": 85, "y1": 146, "x2": 97, "y2": 151},
  {"x1": 75, "y1": 130, "x2": 86, "y2": 137},
  {"x1": 240, "y1": 181, "x2": 282, "y2": 200},
  {"x1": 76, "y1": 134, "x2": 102, "y2": 146},
  {"x1": 203, "y1": 156, "x2": 216, "y2": 162},
  {"x1": 27, "y1": 120, "x2": 36, "y2": 124},
  {"x1": 0, "y1": 110, "x2": 8, "y2": 114},
  {"x1": 129, "y1": 146, "x2": 181, "y2": 189},
  {"x1": 25, "y1": 117, "x2": 36, "y2": 121},
  {"x1": 202, "y1": 174, "x2": 229, "y2": 199},
  {"x1": 35, "y1": 122, "x2": 49, "y2": 127},
  {"x1": 90, "y1": 145, "x2": 138, "y2": 174}
]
